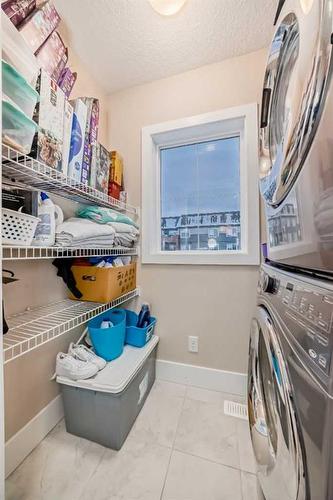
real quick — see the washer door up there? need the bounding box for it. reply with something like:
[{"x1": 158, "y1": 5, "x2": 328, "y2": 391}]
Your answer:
[
  {"x1": 248, "y1": 307, "x2": 306, "y2": 500},
  {"x1": 260, "y1": 1, "x2": 333, "y2": 207}
]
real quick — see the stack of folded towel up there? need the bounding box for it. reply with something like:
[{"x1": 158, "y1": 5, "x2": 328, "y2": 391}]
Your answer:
[
  {"x1": 55, "y1": 218, "x2": 115, "y2": 247},
  {"x1": 108, "y1": 222, "x2": 139, "y2": 247}
]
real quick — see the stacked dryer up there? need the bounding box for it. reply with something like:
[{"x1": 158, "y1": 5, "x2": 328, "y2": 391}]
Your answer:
[{"x1": 248, "y1": 1, "x2": 333, "y2": 499}]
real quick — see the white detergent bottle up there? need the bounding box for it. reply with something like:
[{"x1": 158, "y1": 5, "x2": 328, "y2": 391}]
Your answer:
[{"x1": 33, "y1": 192, "x2": 63, "y2": 246}]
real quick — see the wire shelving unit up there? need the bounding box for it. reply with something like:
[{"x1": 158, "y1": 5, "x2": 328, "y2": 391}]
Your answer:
[
  {"x1": 2, "y1": 143, "x2": 138, "y2": 216},
  {"x1": 2, "y1": 245, "x2": 138, "y2": 260},
  {"x1": 3, "y1": 288, "x2": 139, "y2": 364}
]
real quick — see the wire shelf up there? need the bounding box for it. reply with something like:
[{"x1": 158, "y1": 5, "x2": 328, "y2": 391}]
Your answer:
[
  {"x1": 2, "y1": 143, "x2": 138, "y2": 216},
  {"x1": 2, "y1": 245, "x2": 138, "y2": 260},
  {"x1": 3, "y1": 288, "x2": 139, "y2": 364}
]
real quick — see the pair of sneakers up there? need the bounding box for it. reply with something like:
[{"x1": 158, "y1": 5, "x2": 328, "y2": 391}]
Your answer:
[{"x1": 56, "y1": 343, "x2": 106, "y2": 381}]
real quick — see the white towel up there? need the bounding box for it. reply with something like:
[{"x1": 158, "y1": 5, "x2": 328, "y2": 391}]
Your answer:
[
  {"x1": 55, "y1": 218, "x2": 115, "y2": 247},
  {"x1": 107, "y1": 221, "x2": 139, "y2": 235}
]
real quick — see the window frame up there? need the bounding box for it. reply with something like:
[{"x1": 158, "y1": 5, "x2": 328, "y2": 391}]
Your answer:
[{"x1": 141, "y1": 103, "x2": 260, "y2": 265}]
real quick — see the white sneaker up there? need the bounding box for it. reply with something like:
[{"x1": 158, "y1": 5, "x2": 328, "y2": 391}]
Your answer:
[
  {"x1": 68, "y1": 343, "x2": 107, "y2": 371},
  {"x1": 56, "y1": 352, "x2": 99, "y2": 381}
]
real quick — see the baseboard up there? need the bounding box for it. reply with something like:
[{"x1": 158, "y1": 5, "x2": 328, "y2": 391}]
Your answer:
[
  {"x1": 5, "y1": 394, "x2": 64, "y2": 478},
  {"x1": 156, "y1": 359, "x2": 247, "y2": 396}
]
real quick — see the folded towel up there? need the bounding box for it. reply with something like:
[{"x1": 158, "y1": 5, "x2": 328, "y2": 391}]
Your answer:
[
  {"x1": 107, "y1": 221, "x2": 139, "y2": 235},
  {"x1": 77, "y1": 206, "x2": 139, "y2": 228},
  {"x1": 55, "y1": 218, "x2": 115, "y2": 247}
]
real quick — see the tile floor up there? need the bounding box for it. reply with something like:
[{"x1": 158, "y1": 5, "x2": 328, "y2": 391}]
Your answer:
[{"x1": 6, "y1": 381, "x2": 258, "y2": 500}]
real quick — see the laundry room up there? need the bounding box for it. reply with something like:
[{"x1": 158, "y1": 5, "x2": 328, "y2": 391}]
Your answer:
[{"x1": 1, "y1": 0, "x2": 333, "y2": 499}]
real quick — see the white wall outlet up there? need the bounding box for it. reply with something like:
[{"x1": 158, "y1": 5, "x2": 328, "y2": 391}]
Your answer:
[{"x1": 188, "y1": 335, "x2": 199, "y2": 353}]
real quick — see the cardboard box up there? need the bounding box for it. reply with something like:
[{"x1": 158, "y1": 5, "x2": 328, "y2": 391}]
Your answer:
[
  {"x1": 108, "y1": 181, "x2": 121, "y2": 200},
  {"x1": 2, "y1": 186, "x2": 38, "y2": 216},
  {"x1": 81, "y1": 97, "x2": 99, "y2": 185},
  {"x1": 90, "y1": 143, "x2": 110, "y2": 194},
  {"x1": 31, "y1": 70, "x2": 65, "y2": 170},
  {"x1": 19, "y1": 1, "x2": 61, "y2": 53},
  {"x1": 68, "y1": 99, "x2": 88, "y2": 182},
  {"x1": 110, "y1": 150, "x2": 123, "y2": 186},
  {"x1": 61, "y1": 100, "x2": 73, "y2": 175},
  {"x1": 2, "y1": 0, "x2": 36, "y2": 27},
  {"x1": 35, "y1": 31, "x2": 68, "y2": 83},
  {"x1": 70, "y1": 263, "x2": 137, "y2": 303}
]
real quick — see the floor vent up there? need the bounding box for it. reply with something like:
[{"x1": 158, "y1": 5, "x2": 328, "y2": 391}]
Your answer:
[{"x1": 224, "y1": 400, "x2": 248, "y2": 420}]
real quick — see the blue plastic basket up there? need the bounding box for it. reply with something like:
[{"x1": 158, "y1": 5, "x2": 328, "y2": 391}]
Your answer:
[
  {"x1": 124, "y1": 309, "x2": 156, "y2": 348},
  {"x1": 88, "y1": 309, "x2": 126, "y2": 361}
]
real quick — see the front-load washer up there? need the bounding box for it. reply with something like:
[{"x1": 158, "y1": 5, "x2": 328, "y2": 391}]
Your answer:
[
  {"x1": 259, "y1": 1, "x2": 333, "y2": 276},
  {"x1": 248, "y1": 263, "x2": 333, "y2": 500}
]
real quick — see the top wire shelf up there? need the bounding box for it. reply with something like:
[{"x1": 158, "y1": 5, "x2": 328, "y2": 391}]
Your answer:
[{"x1": 2, "y1": 143, "x2": 138, "y2": 216}]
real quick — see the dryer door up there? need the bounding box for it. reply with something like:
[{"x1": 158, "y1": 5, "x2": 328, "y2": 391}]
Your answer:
[
  {"x1": 248, "y1": 307, "x2": 306, "y2": 500},
  {"x1": 259, "y1": 0, "x2": 333, "y2": 207}
]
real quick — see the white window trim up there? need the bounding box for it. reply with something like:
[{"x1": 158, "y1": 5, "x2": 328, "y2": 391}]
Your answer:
[{"x1": 141, "y1": 103, "x2": 260, "y2": 265}]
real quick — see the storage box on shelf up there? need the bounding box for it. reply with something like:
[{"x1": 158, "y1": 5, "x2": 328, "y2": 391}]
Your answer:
[
  {"x1": 1, "y1": 143, "x2": 138, "y2": 215},
  {"x1": 3, "y1": 288, "x2": 140, "y2": 364}
]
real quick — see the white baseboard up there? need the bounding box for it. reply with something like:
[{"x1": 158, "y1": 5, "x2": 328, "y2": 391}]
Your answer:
[
  {"x1": 156, "y1": 359, "x2": 247, "y2": 396},
  {"x1": 5, "y1": 395, "x2": 64, "y2": 478}
]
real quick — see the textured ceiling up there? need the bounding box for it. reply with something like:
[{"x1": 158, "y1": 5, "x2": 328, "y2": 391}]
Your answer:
[{"x1": 54, "y1": 0, "x2": 276, "y2": 94}]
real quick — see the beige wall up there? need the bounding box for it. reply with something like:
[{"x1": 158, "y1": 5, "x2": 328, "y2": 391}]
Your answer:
[
  {"x1": 108, "y1": 48, "x2": 267, "y2": 373},
  {"x1": 4, "y1": 37, "x2": 111, "y2": 440}
]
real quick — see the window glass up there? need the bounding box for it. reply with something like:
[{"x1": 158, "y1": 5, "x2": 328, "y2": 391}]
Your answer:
[{"x1": 160, "y1": 137, "x2": 241, "y2": 251}]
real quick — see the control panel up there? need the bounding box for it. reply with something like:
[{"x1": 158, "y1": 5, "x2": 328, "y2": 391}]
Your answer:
[{"x1": 259, "y1": 266, "x2": 333, "y2": 376}]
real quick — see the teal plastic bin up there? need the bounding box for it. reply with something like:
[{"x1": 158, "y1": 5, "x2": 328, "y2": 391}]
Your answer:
[
  {"x1": 2, "y1": 60, "x2": 39, "y2": 118},
  {"x1": 125, "y1": 309, "x2": 156, "y2": 348},
  {"x1": 88, "y1": 309, "x2": 126, "y2": 361}
]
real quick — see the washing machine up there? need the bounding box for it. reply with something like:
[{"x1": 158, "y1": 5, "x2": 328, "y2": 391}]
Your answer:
[
  {"x1": 248, "y1": 263, "x2": 333, "y2": 500},
  {"x1": 260, "y1": 0, "x2": 333, "y2": 276}
]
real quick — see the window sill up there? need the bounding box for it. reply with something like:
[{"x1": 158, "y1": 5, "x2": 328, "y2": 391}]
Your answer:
[{"x1": 141, "y1": 250, "x2": 260, "y2": 266}]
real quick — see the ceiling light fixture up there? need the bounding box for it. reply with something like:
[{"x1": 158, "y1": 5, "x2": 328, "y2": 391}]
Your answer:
[{"x1": 148, "y1": 0, "x2": 187, "y2": 16}]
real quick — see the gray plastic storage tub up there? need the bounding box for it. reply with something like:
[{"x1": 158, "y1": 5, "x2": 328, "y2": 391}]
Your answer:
[{"x1": 57, "y1": 336, "x2": 159, "y2": 450}]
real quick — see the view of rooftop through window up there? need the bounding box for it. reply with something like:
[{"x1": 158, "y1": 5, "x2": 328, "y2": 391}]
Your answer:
[{"x1": 160, "y1": 137, "x2": 241, "y2": 251}]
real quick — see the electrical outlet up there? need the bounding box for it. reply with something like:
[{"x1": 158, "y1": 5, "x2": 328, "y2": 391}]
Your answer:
[{"x1": 188, "y1": 335, "x2": 199, "y2": 353}]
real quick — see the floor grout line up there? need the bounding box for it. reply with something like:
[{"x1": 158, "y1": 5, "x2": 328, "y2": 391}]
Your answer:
[{"x1": 159, "y1": 385, "x2": 188, "y2": 500}]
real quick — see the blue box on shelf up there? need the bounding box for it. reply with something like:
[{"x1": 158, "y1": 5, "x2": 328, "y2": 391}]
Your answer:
[
  {"x1": 88, "y1": 309, "x2": 126, "y2": 361},
  {"x1": 124, "y1": 309, "x2": 156, "y2": 348}
]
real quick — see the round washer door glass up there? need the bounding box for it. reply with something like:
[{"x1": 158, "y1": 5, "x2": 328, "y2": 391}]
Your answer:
[
  {"x1": 248, "y1": 307, "x2": 306, "y2": 500},
  {"x1": 259, "y1": 1, "x2": 333, "y2": 207}
]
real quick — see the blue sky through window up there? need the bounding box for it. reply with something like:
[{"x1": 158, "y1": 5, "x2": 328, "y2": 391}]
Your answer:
[{"x1": 160, "y1": 137, "x2": 240, "y2": 217}]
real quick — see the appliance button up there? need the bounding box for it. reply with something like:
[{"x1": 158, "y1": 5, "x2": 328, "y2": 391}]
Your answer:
[
  {"x1": 317, "y1": 334, "x2": 329, "y2": 347},
  {"x1": 309, "y1": 349, "x2": 318, "y2": 360},
  {"x1": 324, "y1": 296, "x2": 333, "y2": 305},
  {"x1": 307, "y1": 329, "x2": 315, "y2": 340},
  {"x1": 308, "y1": 313, "x2": 315, "y2": 322},
  {"x1": 318, "y1": 355, "x2": 327, "y2": 369},
  {"x1": 318, "y1": 320, "x2": 329, "y2": 331}
]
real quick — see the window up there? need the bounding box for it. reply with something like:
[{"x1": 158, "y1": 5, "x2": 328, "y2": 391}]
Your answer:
[
  {"x1": 142, "y1": 104, "x2": 259, "y2": 265},
  {"x1": 160, "y1": 137, "x2": 241, "y2": 253}
]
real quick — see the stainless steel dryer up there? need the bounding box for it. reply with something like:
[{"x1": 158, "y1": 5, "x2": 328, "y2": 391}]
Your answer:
[
  {"x1": 260, "y1": 0, "x2": 333, "y2": 275},
  {"x1": 248, "y1": 263, "x2": 333, "y2": 500}
]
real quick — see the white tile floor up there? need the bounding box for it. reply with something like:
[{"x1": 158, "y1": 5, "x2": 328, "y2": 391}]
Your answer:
[{"x1": 6, "y1": 381, "x2": 258, "y2": 500}]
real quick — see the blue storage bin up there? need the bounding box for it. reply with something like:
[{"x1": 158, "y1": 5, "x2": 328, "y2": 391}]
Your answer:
[
  {"x1": 125, "y1": 309, "x2": 157, "y2": 348},
  {"x1": 88, "y1": 309, "x2": 126, "y2": 361}
]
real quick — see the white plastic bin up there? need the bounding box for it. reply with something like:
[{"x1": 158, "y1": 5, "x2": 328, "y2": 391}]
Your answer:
[{"x1": 57, "y1": 336, "x2": 159, "y2": 450}]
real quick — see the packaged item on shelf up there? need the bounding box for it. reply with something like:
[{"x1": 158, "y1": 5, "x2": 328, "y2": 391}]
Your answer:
[
  {"x1": 33, "y1": 192, "x2": 64, "y2": 246},
  {"x1": 70, "y1": 262, "x2": 137, "y2": 303},
  {"x1": 35, "y1": 31, "x2": 68, "y2": 83},
  {"x1": 2, "y1": 59, "x2": 39, "y2": 119},
  {"x1": 31, "y1": 70, "x2": 65, "y2": 169},
  {"x1": 81, "y1": 97, "x2": 100, "y2": 185},
  {"x1": 109, "y1": 181, "x2": 121, "y2": 200},
  {"x1": 90, "y1": 143, "x2": 110, "y2": 194},
  {"x1": 120, "y1": 191, "x2": 128, "y2": 204},
  {"x1": 2, "y1": 0, "x2": 36, "y2": 27},
  {"x1": 2, "y1": 186, "x2": 39, "y2": 216},
  {"x1": 62, "y1": 100, "x2": 73, "y2": 176},
  {"x1": 57, "y1": 67, "x2": 77, "y2": 98},
  {"x1": 109, "y1": 151, "x2": 123, "y2": 186},
  {"x1": 2, "y1": 12, "x2": 40, "y2": 88},
  {"x1": 19, "y1": 1, "x2": 61, "y2": 53},
  {"x1": 68, "y1": 98, "x2": 88, "y2": 182},
  {"x1": 2, "y1": 97, "x2": 38, "y2": 153}
]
